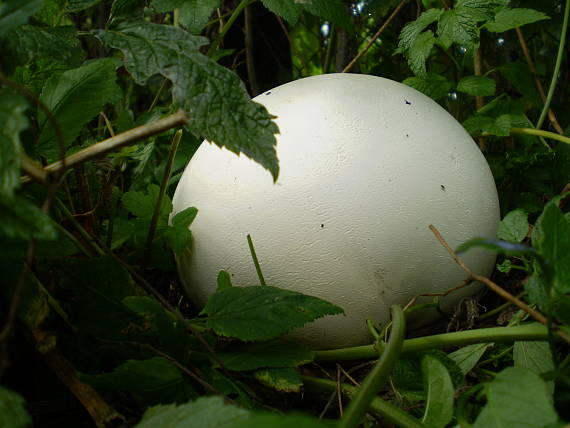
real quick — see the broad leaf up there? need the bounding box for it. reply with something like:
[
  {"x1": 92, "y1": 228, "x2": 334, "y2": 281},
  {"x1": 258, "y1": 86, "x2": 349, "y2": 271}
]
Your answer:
[
  {"x1": 421, "y1": 355, "x2": 454, "y2": 428},
  {"x1": 38, "y1": 58, "x2": 121, "y2": 159},
  {"x1": 456, "y1": 0, "x2": 506, "y2": 22},
  {"x1": 0, "y1": 387, "x2": 31, "y2": 428},
  {"x1": 151, "y1": 0, "x2": 220, "y2": 34},
  {"x1": 403, "y1": 73, "x2": 452, "y2": 100},
  {"x1": 94, "y1": 21, "x2": 280, "y2": 180},
  {"x1": 448, "y1": 343, "x2": 490, "y2": 375},
  {"x1": 164, "y1": 206, "x2": 197, "y2": 253},
  {"x1": 499, "y1": 62, "x2": 542, "y2": 107},
  {"x1": 230, "y1": 413, "x2": 335, "y2": 428},
  {"x1": 485, "y1": 8, "x2": 549, "y2": 32},
  {"x1": 302, "y1": 0, "x2": 351, "y2": 28},
  {"x1": 497, "y1": 209, "x2": 529, "y2": 243},
  {"x1": 217, "y1": 270, "x2": 233, "y2": 291},
  {"x1": 514, "y1": 341, "x2": 554, "y2": 393},
  {"x1": 0, "y1": 89, "x2": 28, "y2": 197},
  {"x1": 65, "y1": 0, "x2": 104, "y2": 12},
  {"x1": 473, "y1": 367, "x2": 558, "y2": 428},
  {"x1": 437, "y1": 8, "x2": 479, "y2": 49},
  {"x1": 261, "y1": 0, "x2": 303, "y2": 24},
  {"x1": 463, "y1": 113, "x2": 528, "y2": 137},
  {"x1": 398, "y1": 9, "x2": 443, "y2": 55},
  {"x1": 136, "y1": 396, "x2": 250, "y2": 428},
  {"x1": 408, "y1": 31, "x2": 437, "y2": 75},
  {"x1": 525, "y1": 273, "x2": 549, "y2": 311},
  {"x1": 457, "y1": 76, "x2": 496, "y2": 96},
  {"x1": 0, "y1": 196, "x2": 57, "y2": 241},
  {"x1": 218, "y1": 340, "x2": 314, "y2": 371},
  {"x1": 0, "y1": 0, "x2": 44, "y2": 37},
  {"x1": 254, "y1": 368, "x2": 303, "y2": 393},
  {"x1": 202, "y1": 286, "x2": 344, "y2": 341}
]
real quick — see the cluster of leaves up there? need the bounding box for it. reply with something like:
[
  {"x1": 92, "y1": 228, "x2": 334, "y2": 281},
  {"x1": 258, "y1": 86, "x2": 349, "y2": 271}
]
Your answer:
[{"x1": 1, "y1": 0, "x2": 570, "y2": 427}]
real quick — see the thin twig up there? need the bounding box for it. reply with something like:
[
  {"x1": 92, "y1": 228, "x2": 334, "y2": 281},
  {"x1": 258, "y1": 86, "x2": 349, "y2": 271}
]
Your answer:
[
  {"x1": 20, "y1": 154, "x2": 48, "y2": 185},
  {"x1": 342, "y1": 0, "x2": 406, "y2": 73},
  {"x1": 336, "y1": 365, "x2": 344, "y2": 417},
  {"x1": 244, "y1": 4, "x2": 260, "y2": 96},
  {"x1": 429, "y1": 224, "x2": 570, "y2": 344},
  {"x1": 247, "y1": 234, "x2": 266, "y2": 285}
]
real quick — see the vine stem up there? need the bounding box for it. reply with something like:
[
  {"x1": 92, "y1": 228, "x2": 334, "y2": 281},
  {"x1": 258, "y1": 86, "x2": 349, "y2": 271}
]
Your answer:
[
  {"x1": 314, "y1": 323, "x2": 548, "y2": 362},
  {"x1": 339, "y1": 306, "x2": 406, "y2": 428},
  {"x1": 247, "y1": 234, "x2": 266, "y2": 285},
  {"x1": 509, "y1": 127, "x2": 570, "y2": 145},
  {"x1": 207, "y1": 0, "x2": 256, "y2": 56},
  {"x1": 535, "y1": 0, "x2": 569, "y2": 130}
]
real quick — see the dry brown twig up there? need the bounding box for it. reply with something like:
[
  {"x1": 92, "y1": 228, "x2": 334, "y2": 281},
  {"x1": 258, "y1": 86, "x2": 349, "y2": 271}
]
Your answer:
[{"x1": 429, "y1": 224, "x2": 570, "y2": 345}]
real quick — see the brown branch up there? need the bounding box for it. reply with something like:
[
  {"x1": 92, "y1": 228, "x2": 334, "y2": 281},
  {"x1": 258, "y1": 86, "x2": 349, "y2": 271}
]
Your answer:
[
  {"x1": 20, "y1": 154, "x2": 48, "y2": 186},
  {"x1": 21, "y1": 111, "x2": 190, "y2": 184},
  {"x1": 342, "y1": 0, "x2": 406, "y2": 73},
  {"x1": 429, "y1": 224, "x2": 570, "y2": 344}
]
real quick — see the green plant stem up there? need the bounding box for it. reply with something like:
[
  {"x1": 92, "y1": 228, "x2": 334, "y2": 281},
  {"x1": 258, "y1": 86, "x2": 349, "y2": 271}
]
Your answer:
[
  {"x1": 314, "y1": 323, "x2": 548, "y2": 362},
  {"x1": 302, "y1": 376, "x2": 425, "y2": 428},
  {"x1": 510, "y1": 127, "x2": 570, "y2": 145},
  {"x1": 339, "y1": 306, "x2": 406, "y2": 428},
  {"x1": 55, "y1": 198, "x2": 105, "y2": 256},
  {"x1": 323, "y1": 25, "x2": 335, "y2": 74},
  {"x1": 246, "y1": 234, "x2": 266, "y2": 285},
  {"x1": 535, "y1": 0, "x2": 569, "y2": 130},
  {"x1": 207, "y1": 0, "x2": 255, "y2": 56},
  {"x1": 479, "y1": 291, "x2": 527, "y2": 321},
  {"x1": 143, "y1": 129, "x2": 182, "y2": 266}
]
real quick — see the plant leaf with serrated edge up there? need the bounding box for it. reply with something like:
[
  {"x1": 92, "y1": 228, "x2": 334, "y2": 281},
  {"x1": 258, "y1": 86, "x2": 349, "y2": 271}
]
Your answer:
[
  {"x1": 403, "y1": 73, "x2": 452, "y2": 100},
  {"x1": 497, "y1": 209, "x2": 529, "y2": 243},
  {"x1": 0, "y1": 89, "x2": 27, "y2": 197},
  {"x1": 485, "y1": 8, "x2": 549, "y2": 32},
  {"x1": 421, "y1": 355, "x2": 454, "y2": 428},
  {"x1": 397, "y1": 9, "x2": 442, "y2": 55},
  {"x1": 0, "y1": 0, "x2": 44, "y2": 37},
  {"x1": 254, "y1": 368, "x2": 302, "y2": 393},
  {"x1": 437, "y1": 8, "x2": 479, "y2": 49},
  {"x1": 473, "y1": 367, "x2": 557, "y2": 428},
  {"x1": 135, "y1": 396, "x2": 250, "y2": 428},
  {"x1": 514, "y1": 341, "x2": 554, "y2": 394},
  {"x1": 408, "y1": 31, "x2": 437, "y2": 75},
  {"x1": 457, "y1": 75, "x2": 496, "y2": 96},
  {"x1": 0, "y1": 387, "x2": 31, "y2": 428},
  {"x1": 261, "y1": 0, "x2": 303, "y2": 24},
  {"x1": 38, "y1": 58, "x2": 121, "y2": 159},
  {"x1": 302, "y1": 0, "x2": 351, "y2": 28},
  {"x1": 0, "y1": 196, "x2": 57, "y2": 241},
  {"x1": 151, "y1": 0, "x2": 219, "y2": 34},
  {"x1": 448, "y1": 343, "x2": 490, "y2": 375},
  {"x1": 93, "y1": 21, "x2": 280, "y2": 181},
  {"x1": 218, "y1": 340, "x2": 314, "y2": 371},
  {"x1": 65, "y1": 0, "x2": 103, "y2": 12},
  {"x1": 202, "y1": 286, "x2": 344, "y2": 341}
]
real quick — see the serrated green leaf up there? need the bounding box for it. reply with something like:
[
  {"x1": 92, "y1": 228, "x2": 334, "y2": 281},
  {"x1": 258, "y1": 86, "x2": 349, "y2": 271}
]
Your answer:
[
  {"x1": 81, "y1": 357, "x2": 191, "y2": 404},
  {"x1": 217, "y1": 270, "x2": 233, "y2": 291},
  {"x1": 497, "y1": 209, "x2": 529, "y2": 243},
  {"x1": 254, "y1": 367, "x2": 302, "y2": 393},
  {"x1": 38, "y1": 58, "x2": 121, "y2": 159},
  {"x1": 463, "y1": 115, "x2": 496, "y2": 136},
  {"x1": 465, "y1": 113, "x2": 529, "y2": 137},
  {"x1": 0, "y1": 196, "x2": 57, "y2": 241},
  {"x1": 485, "y1": 8, "x2": 549, "y2": 32},
  {"x1": 437, "y1": 8, "x2": 479, "y2": 49},
  {"x1": 398, "y1": 9, "x2": 443, "y2": 55},
  {"x1": 456, "y1": 0, "x2": 506, "y2": 21},
  {"x1": 0, "y1": 387, "x2": 31, "y2": 428},
  {"x1": 0, "y1": 89, "x2": 28, "y2": 197},
  {"x1": 496, "y1": 259, "x2": 512, "y2": 273},
  {"x1": 65, "y1": 0, "x2": 103, "y2": 12},
  {"x1": 0, "y1": 0, "x2": 44, "y2": 37},
  {"x1": 421, "y1": 355, "x2": 454, "y2": 428},
  {"x1": 136, "y1": 396, "x2": 250, "y2": 428},
  {"x1": 203, "y1": 286, "x2": 344, "y2": 341},
  {"x1": 302, "y1": 0, "x2": 351, "y2": 28},
  {"x1": 261, "y1": 0, "x2": 303, "y2": 24},
  {"x1": 473, "y1": 367, "x2": 558, "y2": 428},
  {"x1": 123, "y1": 184, "x2": 173, "y2": 224},
  {"x1": 448, "y1": 343, "x2": 490, "y2": 375},
  {"x1": 151, "y1": 0, "x2": 219, "y2": 34},
  {"x1": 94, "y1": 21, "x2": 280, "y2": 180},
  {"x1": 403, "y1": 73, "x2": 452, "y2": 100},
  {"x1": 525, "y1": 273, "x2": 549, "y2": 311},
  {"x1": 457, "y1": 75, "x2": 496, "y2": 96},
  {"x1": 218, "y1": 340, "x2": 314, "y2": 371},
  {"x1": 514, "y1": 341, "x2": 554, "y2": 393},
  {"x1": 532, "y1": 203, "x2": 570, "y2": 293},
  {"x1": 408, "y1": 31, "x2": 437, "y2": 75}
]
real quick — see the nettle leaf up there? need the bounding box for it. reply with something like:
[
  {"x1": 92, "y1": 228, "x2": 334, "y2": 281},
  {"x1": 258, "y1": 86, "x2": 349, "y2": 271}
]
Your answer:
[
  {"x1": 0, "y1": 196, "x2": 57, "y2": 241},
  {"x1": 463, "y1": 113, "x2": 528, "y2": 137},
  {"x1": 38, "y1": 58, "x2": 121, "y2": 159},
  {"x1": 261, "y1": 0, "x2": 303, "y2": 24},
  {"x1": 94, "y1": 21, "x2": 280, "y2": 180},
  {"x1": 202, "y1": 286, "x2": 344, "y2": 341},
  {"x1": 448, "y1": 343, "x2": 490, "y2": 375},
  {"x1": 0, "y1": 0, "x2": 44, "y2": 37},
  {"x1": 65, "y1": 0, "x2": 104, "y2": 12},
  {"x1": 485, "y1": 8, "x2": 549, "y2": 32},
  {"x1": 437, "y1": 8, "x2": 479, "y2": 49},
  {"x1": 123, "y1": 184, "x2": 172, "y2": 224},
  {"x1": 421, "y1": 355, "x2": 454, "y2": 428},
  {"x1": 218, "y1": 340, "x2": 314, "y2": 371},
  {"x1": 0, "y1": 89, "x2": 28, "y2": 198},
  {"x1": 532, "y1": 203, "x2": 570, "y2": 293},
  {"x1": 514, "y1": 341, "x2": 554, "y2": 394},
  {"x1": 254, "y1": 368, "x2": 303, "y2": 393},
  {"x1": 408, "y1": 31, "x2": 437, "y2": 75},
  {"x1": 0, "y1": 387, "x2": 31, "y2": 428},
  {"x1": 456, "y1": 0, "x2": 506, "y2": 21},
  {"x1": 398, "y1": 9, "x2": 443, "y2": 55},
  {"x1": 497, "y1": 209, "x2": 529, "y2": 243},
  {"x1": 151, "y1": 0, "x2": 219, "y2": 34},
  {"x1": 457, "y1": 76, "x2": 496, "y2": 96},
  {"x1": 403, "y1": 73, "x2": 452, "y2": 100},
  {"x1": 302, "y1": 0, "x2": 351, "y2": 28},
  {"x1": 136, "y1": 396, "x2": 250, "y2": 428},
  {"x1": 81, "y1": 357, "x2": 191, "y2": 404},
  {"x1": 473, "y1": 367, "x2": 558, "y2": 428}
]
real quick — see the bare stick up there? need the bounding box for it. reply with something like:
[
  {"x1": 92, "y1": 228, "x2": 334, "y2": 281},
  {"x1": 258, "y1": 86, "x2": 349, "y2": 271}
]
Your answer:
[
  {"x1": 21, "y1": 111, "x2": 189, "y2": 184},
  {"x1": 20, "y1": 154, "x2": 48, "y2": 185}
]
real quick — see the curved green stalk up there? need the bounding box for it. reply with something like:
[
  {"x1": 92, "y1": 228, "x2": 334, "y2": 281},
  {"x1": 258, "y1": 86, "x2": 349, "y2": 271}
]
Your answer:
[
  {"x1": 339, "y1": 306, "x2": 406, "y2": 428},
  {"x1": 208, "y1": 0, "x2": 255, "y2": 56},
  {"x1": 246, "y1": 234, "x2": 266, "y2": 285},
  {"x1": 314, "y1": 323, "x2": 548, "y2": 362},
  {"x1": 535, "y1": 0, "x2": 569, "y2": 130},
  {"x1": 302, "y1": 376, "x2": 425, "y2": 428},
  {"x1": 510, "y1": 127, "x2": 570, "y2": 145}
]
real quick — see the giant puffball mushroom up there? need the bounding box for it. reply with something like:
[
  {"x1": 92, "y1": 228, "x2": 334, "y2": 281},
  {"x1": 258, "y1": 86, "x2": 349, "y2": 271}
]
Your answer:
[{"x1": 172, "y1": 73, "x2": 500, "y2": 349}]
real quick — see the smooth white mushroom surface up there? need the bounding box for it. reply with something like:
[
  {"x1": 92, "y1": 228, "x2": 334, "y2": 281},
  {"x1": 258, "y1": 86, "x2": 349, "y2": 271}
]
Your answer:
[{"x1": 172, "y1": 73, "x2": 500, "y2": 349}]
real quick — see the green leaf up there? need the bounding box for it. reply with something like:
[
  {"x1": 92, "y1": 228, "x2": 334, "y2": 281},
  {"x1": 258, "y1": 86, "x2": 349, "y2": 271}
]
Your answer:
[
  {"x1": 514, "y1": 341, "x2": 554, "y2": 394},
  {"x1": 123, "y1": 184, "x2": 172, "y2": 225},
  {"x1": 230, "y1": 413, "x2": 335, "y2": 428},
  {"x1": 94, "y1": 21, "x2": 280, "y2": 180},
  {"x1": 437, "y1": 8, "x2": 479, "y2": 49},
  {"x1": 253, "y1": 367, "x2": 303, "y2": 393},
  {"x1": 456, "y1": 0, "x2": 506, "y2": 22},
  {"x1": 408, "y1": 31, "x2": 437, "y2": 75},
  {"x1": 217, "y1": 270, "x2": 233, "y2": 291},
  {"x1": 497, "y1": 209, "x2": 529, "y2": 243},
  {"x1": 457, "y1": 237, "x2": 536, "y2": 257},
  {"x1": 0, "y1": 387, "x2": 31, "y2": 428},
  {"x1": 525, "y1": 273, "x2": 549, "y2": 311},
  {"x1": 403, "y1": 73, "x2": 452, "y2": 100},
  {"x1": 203, "y1": 286, "x2": 344, "y2": 341},
  {"x1": 301, "y1": 0, "x2": 351, "y2": 28},
  {"x1": 421, "y1": 355, "x2": 454, "y2": 428},
  {"x1": 81, "y1": 357, "x2": 191, "y2": 404},
  {"x1": 65, "y1": 0, "x2": 104, "y2": 12},
  {"x1": 261, "y1": 0, "x2": 303, "y2": 24},
  {"x1": 0, "y1": 89, "x2": 28, "y2": 197},
  {"x1": 457, "y1": 76, "x2": 496, "y2": 96},
  {"x1": 532, "y1": 203, "x2": 570, "y2": 293},
  {"x1": 398, "y1": 9, "x2": 443, "y2": 55},
  {"x1": 218, "y1": 340, "x2": 314, "y2": 371},
  {"x1": 0, "y1": 196, "x2": 57, "y2": 241},
  {"x1": 499, "y1": 62, "x2": 542, "y2": 108},
  {"x1": 163, "y1": 206, "x2": 197, "y2": 253},
  {"x1": 473, "y1": 367, "x2": 558, "y2": 428},
  {"x1": 171, "y1": 206, "x2": 198, "y2": 228},
  {"x1": 151, "y1": 0, "x2": 220, "y2": 34},
  {"x1": 136, "y1": 396, "x2": 250, "y2": 428},
  {"x1": 463, "y1": 113, "x2": 528, "y2": 137},
  {"x1": 448, "y1": 343, "x2": 490, "y2": 375},
  {"x1": 0, "y1": 0, "x2": 44, "y2": 37},
  {"x1": 38, "y1": 58, "x2": 121, "y2": 159},
  {"x1": 485, "y1": 8, "x2": 549, "y2": 32}
]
